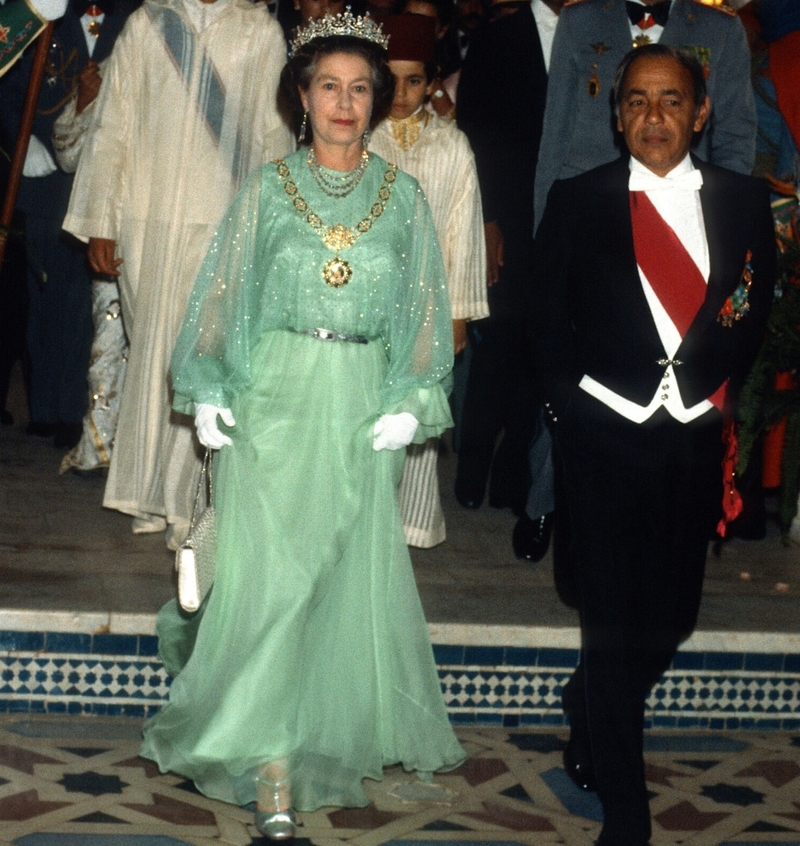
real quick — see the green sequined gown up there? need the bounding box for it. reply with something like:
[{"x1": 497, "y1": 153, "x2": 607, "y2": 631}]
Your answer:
[{"x1": 139, "y1": 151, "x2": 465, "y2": 811}]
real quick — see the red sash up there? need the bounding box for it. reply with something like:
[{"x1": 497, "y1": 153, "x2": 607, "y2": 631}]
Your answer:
[
  {"x1": 629, "y1": 190, "x2": 741, "y2": 533},
  {"x1": 630, "y1": 191, "x2": 706, "y2": 335}
]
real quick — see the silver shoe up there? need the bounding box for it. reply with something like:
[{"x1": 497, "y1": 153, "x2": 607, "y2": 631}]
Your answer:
[
  {"x1": 255, "y1": 807, "x2": 296, "y2": 840},
  {"x1": 256, "y1": 768, "x2": 296, "y2": 840}
]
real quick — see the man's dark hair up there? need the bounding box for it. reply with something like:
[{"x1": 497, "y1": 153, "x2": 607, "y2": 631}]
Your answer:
[{"x1": 612, "y1": 44, "x2": 707, "y2": 117}]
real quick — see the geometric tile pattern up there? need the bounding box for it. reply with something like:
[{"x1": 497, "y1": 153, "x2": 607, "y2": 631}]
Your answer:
[
  {"x1": 0, "y1": 656, "x2": 168, "y2": 710},
  {"x1": 2, "y1": 714, "x2": 800, "y2": 846},
  {"x1": 2, "y1": 633, "x2": 800, "y2": 728},
  {"x1": 438, "y1": 658, "x2": 800, "y2": 729}
]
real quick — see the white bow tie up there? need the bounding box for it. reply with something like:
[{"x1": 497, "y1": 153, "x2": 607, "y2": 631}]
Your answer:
[{"x1": 628, "y1": 168, "x2": 703, "y2": 192}]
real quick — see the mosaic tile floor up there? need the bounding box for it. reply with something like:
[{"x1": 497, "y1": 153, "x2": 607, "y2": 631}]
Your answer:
[{"x1": 2, "y1": 715, "x2": 800, "y2": 846}]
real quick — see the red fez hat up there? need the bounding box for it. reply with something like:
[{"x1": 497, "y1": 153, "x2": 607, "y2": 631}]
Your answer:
[{"x1": 382, "y1": 13, "x2": 437, "y2": 64}]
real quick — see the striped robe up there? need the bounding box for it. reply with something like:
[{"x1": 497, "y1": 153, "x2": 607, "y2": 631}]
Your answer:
[{"x1": 370, "y1": 112, "x2": 488, "y2": 547}]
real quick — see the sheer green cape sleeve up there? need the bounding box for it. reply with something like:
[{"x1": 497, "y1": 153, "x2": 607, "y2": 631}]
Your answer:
[
  {"x1": 170, "y1": 155, "x2": 454, "y2": 439},
  {"x1": 380, "y1": 174, "x2": 455, "y2": 441},
  {"x1": 170, "y1": 167, "x2": 264, "y2": 415}
]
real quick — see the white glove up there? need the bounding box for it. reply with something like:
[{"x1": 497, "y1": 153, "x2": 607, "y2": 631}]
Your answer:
[
  {"x1": 372, "y1": 412, "x2": 419, "y2": 451},
  {"x1": 23, "y1": 135, "x2": 57, "y2": 177},
  {"x1": 194, "y1": 403, "x2": 236, "y2": 449},
  {"x1": 30, "y1": 0, "x2": 69, "y2": 20}
]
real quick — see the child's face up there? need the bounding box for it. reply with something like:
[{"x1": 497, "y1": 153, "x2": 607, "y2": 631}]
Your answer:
[{"x1": 389, "y1": 60, "x2": 433, "y2": 120}]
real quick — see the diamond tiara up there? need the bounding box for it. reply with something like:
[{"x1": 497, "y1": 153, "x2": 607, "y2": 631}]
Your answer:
[{"x1": 290, "y1": 7, "x2": 390, "y2": 56}]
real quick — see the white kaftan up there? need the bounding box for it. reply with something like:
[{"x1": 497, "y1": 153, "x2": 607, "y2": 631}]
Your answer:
[
  {"x1": 63, "y1": 0, "x2": 293, "y2": 533},
  {"x1": 370, "y1": 111, "x2": 487, "y2": 547}
]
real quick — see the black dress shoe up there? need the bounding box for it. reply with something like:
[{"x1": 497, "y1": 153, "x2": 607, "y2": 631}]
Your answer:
[
  {"x1": 1, "y1": 409, "x2": 13, "y2": 426},
  {"x1": 53, "y1": 421, "x2": 83, "y2": 450},
  {"x1": 512, "y1": 512, "x2": 553, "y2": 562},
  {"x1": 25, "y1": 421, "x2": 55, "y2": 437},
  {"x1": 563, "y1": 739, "x2": 597, "y2": 792}
]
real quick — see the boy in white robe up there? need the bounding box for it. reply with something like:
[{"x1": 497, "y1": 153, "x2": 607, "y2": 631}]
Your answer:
[{"x1": 370, "y1": 12, "x2": 488, "y2": 547}]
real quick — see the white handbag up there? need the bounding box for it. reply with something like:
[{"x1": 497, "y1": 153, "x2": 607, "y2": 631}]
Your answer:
[{"x1": 175, "y1": 449, "x2": 216, "y2": 612}]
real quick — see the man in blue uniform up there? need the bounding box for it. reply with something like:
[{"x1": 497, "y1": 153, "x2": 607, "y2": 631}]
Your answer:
[
  {"x1": 534, "y1": 0, "x2": 756, "y2": 231},
  {"x1": 1, "y1": 0, "x2": 132, "y2": 447}
]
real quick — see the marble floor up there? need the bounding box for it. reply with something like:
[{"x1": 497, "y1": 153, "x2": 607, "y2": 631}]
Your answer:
[
  {"x1": 1, "y1": 420, "x2": 799, "y2": 634},
  {"x1": 2, "y1": 714, "x2": 800, "y2": 846}
]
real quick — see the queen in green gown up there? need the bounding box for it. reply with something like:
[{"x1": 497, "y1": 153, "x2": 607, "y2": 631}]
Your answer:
[{"x1": 139, "y1": 12, "x2": 466, "y2": 831}]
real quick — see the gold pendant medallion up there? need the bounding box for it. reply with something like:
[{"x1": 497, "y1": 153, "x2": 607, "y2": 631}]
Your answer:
[
  {"x1": 632, "y1": 33, "x2": 652, "y2": 48},
  {"x1": 88, "y1": 20, "x2": 101, "y2": 36},
  {"x1": 323, "y1": 256, "x2": 352, "y2": 287}
]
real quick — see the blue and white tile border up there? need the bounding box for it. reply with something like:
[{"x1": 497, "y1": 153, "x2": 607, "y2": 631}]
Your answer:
[{"x1": 2, "y1": 613, "x2": 799, "y2": 729}]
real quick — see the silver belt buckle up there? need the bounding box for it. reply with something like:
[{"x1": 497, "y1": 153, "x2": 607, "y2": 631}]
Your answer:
[{"x1": 314, "y1": 328, "x2": 336, "y2": 341}]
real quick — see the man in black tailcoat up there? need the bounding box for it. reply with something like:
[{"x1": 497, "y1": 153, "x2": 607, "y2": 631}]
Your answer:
[
  {"x1": 532, "y1": 44, "x2": 775, "y2": 846},
  {"x1": 455, "y1": 0, "x2": 555, "y2": 517}
]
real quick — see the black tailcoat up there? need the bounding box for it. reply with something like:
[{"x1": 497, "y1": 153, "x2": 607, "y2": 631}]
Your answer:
[
  {"x1": 458, "y1": 3, "x2": 548, "y2": 312},
  {"x1": 534, "y1": 155, "x2": 775, "y2": 417},
  {"x1": 452, "y1": 5, "x2": 549, "y2": 508}
]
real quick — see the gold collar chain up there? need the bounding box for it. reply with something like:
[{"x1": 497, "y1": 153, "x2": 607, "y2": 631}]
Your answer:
[
  {"x1": 276, "y1": 157, "x2": 398, "y2": 287},
  {"x1": 388, "y1": 109, "x2": 430, "y2": 151}
]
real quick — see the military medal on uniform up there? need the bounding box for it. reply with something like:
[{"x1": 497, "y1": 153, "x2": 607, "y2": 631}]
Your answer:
[
  {"x1": 587, "y1": 42, "x2": 610, "y2": 98},
  {"x1": 85, "y1": 3, "x2": 103, "y2": 37},
  {"x1": 718, "y1": 251, "x2": 753, "y2": 327}
]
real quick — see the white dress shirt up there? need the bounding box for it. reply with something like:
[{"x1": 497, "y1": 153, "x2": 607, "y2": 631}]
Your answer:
[
  {"x1": 626, "y1": 0, "x2": 672, "y2": 44},
  {"x1": 80, "y1": 9, "x2": 104, "y2": 55},
  {"x1": 532, "y1": 0, "x2": 559, "y2": 71}
]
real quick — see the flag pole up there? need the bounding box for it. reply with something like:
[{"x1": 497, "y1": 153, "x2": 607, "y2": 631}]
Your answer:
[{"x1": 0, "y1": 20, "x2": 54, "y2": 270}]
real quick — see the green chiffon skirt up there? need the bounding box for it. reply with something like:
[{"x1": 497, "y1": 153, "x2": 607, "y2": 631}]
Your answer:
[{"x1": 140, "y1": 330, "x2": 465, "y2": 811}]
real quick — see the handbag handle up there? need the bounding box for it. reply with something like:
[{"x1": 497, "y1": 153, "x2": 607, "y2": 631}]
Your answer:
[{"x1": 188, "y1": 448, "x2": 213, "y2": 533}]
